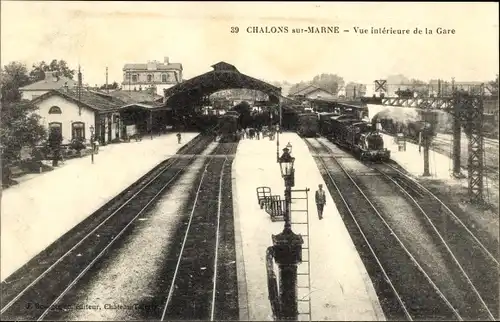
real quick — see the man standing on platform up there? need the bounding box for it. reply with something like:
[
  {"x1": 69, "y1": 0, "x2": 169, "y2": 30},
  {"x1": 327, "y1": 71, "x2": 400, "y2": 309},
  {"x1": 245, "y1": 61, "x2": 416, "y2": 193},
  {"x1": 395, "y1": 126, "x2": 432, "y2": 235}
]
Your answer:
[{"x1": 315, "y1": 184, "x2": 326, "y2": 220}]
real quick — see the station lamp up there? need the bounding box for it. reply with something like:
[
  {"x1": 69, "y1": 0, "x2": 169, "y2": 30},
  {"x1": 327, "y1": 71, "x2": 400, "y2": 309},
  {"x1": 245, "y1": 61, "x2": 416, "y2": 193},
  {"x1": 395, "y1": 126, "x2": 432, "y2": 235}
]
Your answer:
[{"x1": 279, "y1": 146, "x2": 295, "y2": 188}]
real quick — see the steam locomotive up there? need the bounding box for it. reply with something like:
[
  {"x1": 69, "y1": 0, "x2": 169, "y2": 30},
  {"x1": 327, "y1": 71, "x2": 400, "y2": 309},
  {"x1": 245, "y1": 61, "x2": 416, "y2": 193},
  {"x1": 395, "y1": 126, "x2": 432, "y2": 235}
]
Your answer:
[{"x1": 321, "y1": 115, "x2": 390, "y2": 161}]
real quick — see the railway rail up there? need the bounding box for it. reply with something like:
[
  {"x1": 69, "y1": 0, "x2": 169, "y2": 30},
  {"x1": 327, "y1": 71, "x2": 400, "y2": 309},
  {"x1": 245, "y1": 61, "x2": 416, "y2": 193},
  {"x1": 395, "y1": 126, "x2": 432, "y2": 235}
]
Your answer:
[
  {"x1": 372, "y1": 163, "x2": 498, "y2": 318},
  {"x1": 0, "y1": 134, "x2": 232, "y2": 321},
  {"x1": 381, "y1": 130, "x2": 499, "y2": 179},
  {"x1": 160, "y1": 142, "x2": 238, "y2": 321},
  {"x1": 304, "y1": 137, "x2": 497, "y2": 320}
]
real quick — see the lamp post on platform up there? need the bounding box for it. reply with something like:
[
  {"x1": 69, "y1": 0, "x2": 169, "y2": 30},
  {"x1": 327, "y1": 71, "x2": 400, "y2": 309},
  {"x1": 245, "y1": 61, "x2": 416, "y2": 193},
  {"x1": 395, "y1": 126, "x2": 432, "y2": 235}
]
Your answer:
[
  {"x1": 272, "y1": 145, "x2": 303, "y2": 320},
  {"x1": 276, "y1": 125, "x2": 280, "y2": 162},
  {"x1": 276, "y1": 104, "x2": 281, "y2": 162},
  {"x1": 89, "y1": 125, "x2": 95, "y2": 164}
]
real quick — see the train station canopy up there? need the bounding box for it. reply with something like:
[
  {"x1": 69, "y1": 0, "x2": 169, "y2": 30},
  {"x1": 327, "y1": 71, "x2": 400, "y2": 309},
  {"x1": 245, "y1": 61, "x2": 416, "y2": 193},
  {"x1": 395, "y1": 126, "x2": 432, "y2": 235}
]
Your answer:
[
  {"x1": 117, "y1": 102, "x2": 171, "y2": 113},
  {"x1": 162, "y1": 62, "x2": 282, "y2": 109}
]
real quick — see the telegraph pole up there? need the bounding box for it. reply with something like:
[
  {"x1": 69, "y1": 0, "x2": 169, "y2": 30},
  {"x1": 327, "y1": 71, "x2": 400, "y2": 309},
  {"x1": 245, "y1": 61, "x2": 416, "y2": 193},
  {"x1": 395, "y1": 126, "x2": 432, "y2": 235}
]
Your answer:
[
  {"x1": 422, "y1": 110, "x2": 431, "y2": 177},
  {"x1": 78, "y1": 66, "x2": 82, "y2": 116},
  {"x1": 105, "y1": 67, "x2": 109, "y2": 93},
  {"x1": 129, "y1": 68, "x2": 132, "y2": 92},
  {"x1": 150, "y1": 77, "x2": 154, "y2": 140},
  {"x1": 451, "y1": 77, "x2": 462, "y2": 177}
]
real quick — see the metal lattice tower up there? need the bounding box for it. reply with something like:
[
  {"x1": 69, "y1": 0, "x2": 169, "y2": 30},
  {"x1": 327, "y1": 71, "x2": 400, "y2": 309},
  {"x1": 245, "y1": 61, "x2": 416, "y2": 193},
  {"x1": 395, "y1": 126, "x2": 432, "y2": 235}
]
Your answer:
[
  {"x1": 466, "y1": 91, "x2": 485, "y2": 203},
  {"x1": 455, "y1": 87, "x2": 485, "y2": 203}
]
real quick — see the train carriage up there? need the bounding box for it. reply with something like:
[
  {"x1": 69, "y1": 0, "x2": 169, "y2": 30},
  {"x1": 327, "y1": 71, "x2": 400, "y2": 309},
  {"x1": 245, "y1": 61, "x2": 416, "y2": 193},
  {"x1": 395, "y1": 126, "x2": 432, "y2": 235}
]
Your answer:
[
  {"x1": 217, "y1": 113, "x2": 240, "y2": 142},
  {"x1": 326, "y1": 115, "x2": 360, "y2": 143},
  {"x1": 296, "y1": 113, "x2": 320, "y2": 137}
]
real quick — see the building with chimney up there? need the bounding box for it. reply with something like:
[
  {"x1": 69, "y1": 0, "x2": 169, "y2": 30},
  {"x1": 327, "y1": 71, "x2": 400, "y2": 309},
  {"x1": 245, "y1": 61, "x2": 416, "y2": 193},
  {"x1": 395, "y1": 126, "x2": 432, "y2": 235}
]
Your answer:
[
  {"x1": 19, "y1": 71, "x2": 77, "y2": 100},
  {"x1": 122, "y1": 57, "x2": 183, "y2": 96}
]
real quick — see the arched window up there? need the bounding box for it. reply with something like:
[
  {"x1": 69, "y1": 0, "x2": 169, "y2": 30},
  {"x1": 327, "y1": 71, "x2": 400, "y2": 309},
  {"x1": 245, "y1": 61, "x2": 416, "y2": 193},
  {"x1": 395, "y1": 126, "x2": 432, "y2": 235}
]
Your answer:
[
  {"x1": 147, "y1": 74, "x2": 153, "y2": 82},
  {"x1": 49, "y1": 106, "x2": 62, "y2": 114},
  {"x1": 72, "y1": 122, "x2": 85, "y2": 140},
  {"x1": 161, "y1": 74, "x2": 167, "y2": 83},
  {"x1": 132, "y1": 74, "x2": 138, "y2": 82}
]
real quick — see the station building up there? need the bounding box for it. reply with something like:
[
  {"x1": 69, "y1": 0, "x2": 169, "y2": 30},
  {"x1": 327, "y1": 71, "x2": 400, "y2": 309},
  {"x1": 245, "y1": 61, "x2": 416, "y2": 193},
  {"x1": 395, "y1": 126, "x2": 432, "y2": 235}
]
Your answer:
[{"x1": 31, "y1": 87, "x2": 171, "y2": 145}]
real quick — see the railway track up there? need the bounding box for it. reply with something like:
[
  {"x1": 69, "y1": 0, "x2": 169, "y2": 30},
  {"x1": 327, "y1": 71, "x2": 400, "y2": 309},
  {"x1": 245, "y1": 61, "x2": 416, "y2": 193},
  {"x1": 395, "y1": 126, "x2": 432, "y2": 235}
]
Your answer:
[
  {"x1": 304, "y1": 137, "x2": 497, "y2": 320},
  {"x1": 0, "y1": 134, "x2": 222, "y2": 321},
  {"x1": 372, "y1": 163, "x2": 498, "y2": 316},
  {"x1": 385, "y1": 131, "x2": 500, "y2": 179},
  {"x1": 159, "y1": 142, "x2": 238, "y2": 321}
]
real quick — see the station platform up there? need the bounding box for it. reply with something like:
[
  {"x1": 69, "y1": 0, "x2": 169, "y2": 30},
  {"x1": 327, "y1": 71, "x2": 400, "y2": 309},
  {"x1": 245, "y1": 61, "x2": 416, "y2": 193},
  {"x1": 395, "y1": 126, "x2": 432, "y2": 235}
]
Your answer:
[
  {"x1": 381, "y1": 133, "x2": 454, "y2": 180},
  {"x1": 0, "y1": 132, "x2": 199, "y2": 282},
  {"x1": 232, "y1": 132, "x2": 385, "y2": 321}
]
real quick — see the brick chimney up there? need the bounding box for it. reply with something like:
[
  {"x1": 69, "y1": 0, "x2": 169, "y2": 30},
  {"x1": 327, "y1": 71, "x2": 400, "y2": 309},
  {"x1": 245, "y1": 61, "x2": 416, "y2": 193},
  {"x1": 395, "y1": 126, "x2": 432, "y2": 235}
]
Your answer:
[{"x1": 164, "y1": 56, "x2": 169, "y2": 64}]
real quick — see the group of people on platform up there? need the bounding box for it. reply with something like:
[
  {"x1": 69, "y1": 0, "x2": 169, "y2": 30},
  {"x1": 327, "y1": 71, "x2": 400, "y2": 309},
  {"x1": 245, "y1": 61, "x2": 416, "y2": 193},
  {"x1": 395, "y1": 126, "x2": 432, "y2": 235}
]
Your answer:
[{"x1": 236, "y1": 126, "x2": 277, "y2": 141}]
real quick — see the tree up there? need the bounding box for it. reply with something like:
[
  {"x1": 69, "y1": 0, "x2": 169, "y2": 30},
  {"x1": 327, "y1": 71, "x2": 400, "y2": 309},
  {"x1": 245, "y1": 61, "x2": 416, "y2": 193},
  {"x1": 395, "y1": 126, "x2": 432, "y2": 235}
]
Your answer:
[
  {"x1": 47, "y1": 129, "x2": 62, "y2": 166},
  {"x1": 288, "y1": 81, "x2": 309, "y2": 96},
  {"x1": 100, "y1": 81, "x2": 119, "y2": 90},
  {"x1": 29, "y1": 59, "x2": 75, "y2": 82},
  {"x1": 1, "y1": 62, "x2": 31, "y2": 103},
  {"x1": 489, "y1": 75, "x2": 499, "y2": 96},
  {"x1": 311, "y1": 73, "x2": 345, "y2": 95},
  {"x1": 1, "y1": 100, "x2": 47, "y2": 183}
]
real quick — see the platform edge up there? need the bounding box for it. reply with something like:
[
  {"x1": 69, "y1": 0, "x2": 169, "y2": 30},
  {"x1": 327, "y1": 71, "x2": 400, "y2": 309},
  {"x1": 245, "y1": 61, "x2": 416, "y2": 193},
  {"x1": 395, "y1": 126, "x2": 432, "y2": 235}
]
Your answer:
[{"x1": 232, "y1": 155, "x2": 250, "y2": 321}]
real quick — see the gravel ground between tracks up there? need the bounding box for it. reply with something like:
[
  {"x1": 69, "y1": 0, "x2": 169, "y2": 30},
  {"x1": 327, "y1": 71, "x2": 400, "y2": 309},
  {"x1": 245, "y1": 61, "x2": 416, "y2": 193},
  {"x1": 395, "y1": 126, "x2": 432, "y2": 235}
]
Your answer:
[
  {"x1": 31, "y1": 144, "x2": 240, "y2": 321},
  {"x1": 311, "y1": 139, "x2": 497, "y2": 320},
  {"x1": 43, "y1": 157, "x2": 208, "y2": 321}
]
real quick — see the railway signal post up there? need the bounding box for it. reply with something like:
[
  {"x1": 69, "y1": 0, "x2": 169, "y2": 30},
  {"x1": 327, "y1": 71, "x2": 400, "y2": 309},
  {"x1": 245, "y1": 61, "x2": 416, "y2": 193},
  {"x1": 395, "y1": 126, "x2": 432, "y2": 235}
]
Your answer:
[{"x1": 271, "y1": 146, "x2": 304, "y2": 320}]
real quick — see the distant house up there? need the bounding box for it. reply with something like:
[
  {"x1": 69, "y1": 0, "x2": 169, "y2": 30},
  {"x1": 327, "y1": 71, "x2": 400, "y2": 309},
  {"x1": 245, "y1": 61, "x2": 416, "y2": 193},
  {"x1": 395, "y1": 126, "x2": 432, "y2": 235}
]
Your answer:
[
  {"x1": 289, "y1": 85, "x2": 336, "y2": 100},
  {"x1": 31, "y1": 87, "x2": 126, "y2": 145},
  {"x1": 122, "y1": 57, "x2": 183, "y2": 96},
  {"x1": 19, "y1": 71, "x2": 77, "y2": 100}
]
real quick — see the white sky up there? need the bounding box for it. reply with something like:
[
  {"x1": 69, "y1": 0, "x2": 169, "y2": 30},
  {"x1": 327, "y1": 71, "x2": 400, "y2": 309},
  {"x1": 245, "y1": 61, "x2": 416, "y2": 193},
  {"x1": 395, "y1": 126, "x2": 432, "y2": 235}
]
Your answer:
[{"x1": 1, "y1": 1, "x2": 498, "y2": 88}]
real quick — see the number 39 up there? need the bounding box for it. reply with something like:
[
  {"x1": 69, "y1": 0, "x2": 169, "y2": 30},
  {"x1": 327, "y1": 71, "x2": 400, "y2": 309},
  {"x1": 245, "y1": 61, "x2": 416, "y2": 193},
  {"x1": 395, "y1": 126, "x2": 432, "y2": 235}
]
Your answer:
[{"x1": 230, "y1": 27, "x2": 239, "y2": 33}]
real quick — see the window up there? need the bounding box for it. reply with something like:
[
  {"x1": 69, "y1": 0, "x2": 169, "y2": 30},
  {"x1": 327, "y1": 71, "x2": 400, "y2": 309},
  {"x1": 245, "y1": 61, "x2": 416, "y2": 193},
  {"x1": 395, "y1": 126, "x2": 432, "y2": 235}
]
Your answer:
[
  {"x1": 132, "y1": 74, "x2": 138, "y2": 82},
  {"x1": 49, "y1": 106, "x2": 62, "y2": 114},
  {"x1": 48, "y1": 122, "x2": 62, "y2": 136},
  {"x1": 147, "y1": 74, "x2": 153, "y2": 82},
  {"x1": 125, "y1": 73, "x2": 130, "y2": 80},
  {"x1": 162, "y1": 74, "x2": 167, "y2": 82},
  {"x1": 72, "y1": 122, "x2": 85, "y2": 140}
]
